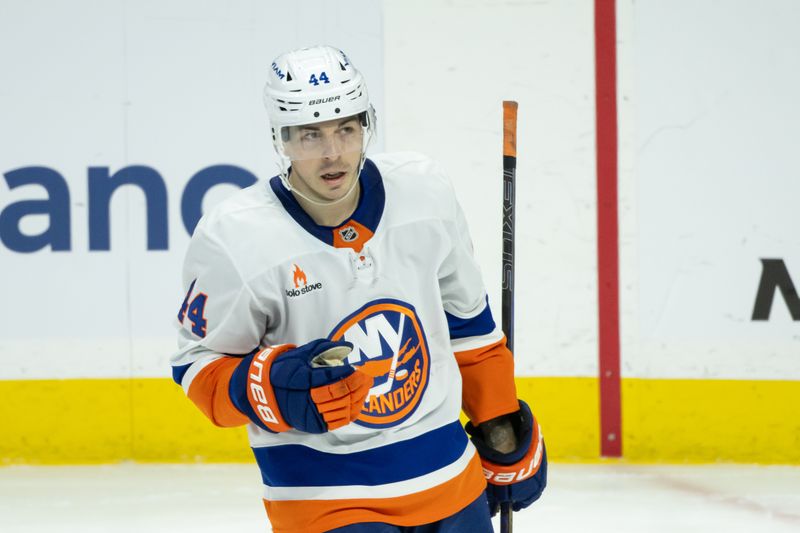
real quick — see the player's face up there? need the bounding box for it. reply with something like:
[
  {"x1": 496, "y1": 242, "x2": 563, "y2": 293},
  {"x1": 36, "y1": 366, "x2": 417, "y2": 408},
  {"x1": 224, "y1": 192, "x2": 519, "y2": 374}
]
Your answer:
[{"x1": 285, "y1": 116, "x2": 363, "y2": 202}]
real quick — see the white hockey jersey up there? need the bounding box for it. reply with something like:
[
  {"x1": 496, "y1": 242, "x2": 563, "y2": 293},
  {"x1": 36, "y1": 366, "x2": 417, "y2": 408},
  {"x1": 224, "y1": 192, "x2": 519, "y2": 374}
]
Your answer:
[{"x1": 171, "y1": 152, "x2": 518, "y2": 532}]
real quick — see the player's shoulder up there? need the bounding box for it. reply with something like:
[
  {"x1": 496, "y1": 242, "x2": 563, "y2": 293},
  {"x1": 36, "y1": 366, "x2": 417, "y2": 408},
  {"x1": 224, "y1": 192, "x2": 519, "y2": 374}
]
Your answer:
[
  {"x1": 189, "y1": 179, "x2": 303, "y2": 264},
  {"x1": 370, "y1": 152, "x2": 449, "y2": 185},
  {"x1": 194, "y1": 179, "x2": 284, "y2": 237},
  {"x1": 369, "y1": 152, "x2": 458, "y2": 217}
]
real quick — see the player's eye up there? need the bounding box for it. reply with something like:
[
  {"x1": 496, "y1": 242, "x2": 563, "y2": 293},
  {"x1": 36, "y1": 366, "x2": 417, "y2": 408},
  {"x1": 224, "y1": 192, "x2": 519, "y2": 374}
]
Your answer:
[{"x1": 301, "y1": 131, "x2": 321, "y2": 142}]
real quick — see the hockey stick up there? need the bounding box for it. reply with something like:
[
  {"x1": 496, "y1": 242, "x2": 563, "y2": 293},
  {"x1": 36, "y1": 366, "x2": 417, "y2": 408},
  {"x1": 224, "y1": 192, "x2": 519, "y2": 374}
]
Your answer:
[{"x1": 500, "y1": 100, "x2": 518, "y2": 533}]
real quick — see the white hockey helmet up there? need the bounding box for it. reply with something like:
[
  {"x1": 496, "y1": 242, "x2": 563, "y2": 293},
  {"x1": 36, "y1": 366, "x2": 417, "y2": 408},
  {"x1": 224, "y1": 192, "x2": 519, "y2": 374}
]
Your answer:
[{"x1": 264, "y1": 46, "x2": 376, "y2": 173}]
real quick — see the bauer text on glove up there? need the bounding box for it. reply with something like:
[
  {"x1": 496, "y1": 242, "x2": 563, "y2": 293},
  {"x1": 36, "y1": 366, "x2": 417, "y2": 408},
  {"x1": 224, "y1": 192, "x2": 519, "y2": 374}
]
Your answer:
[
  {"x1": 229, "y1": 340, "x2": 371, "y2": 433},
  {"x1": 466, "y1": 399, "x2": 547, "y2": 515}
]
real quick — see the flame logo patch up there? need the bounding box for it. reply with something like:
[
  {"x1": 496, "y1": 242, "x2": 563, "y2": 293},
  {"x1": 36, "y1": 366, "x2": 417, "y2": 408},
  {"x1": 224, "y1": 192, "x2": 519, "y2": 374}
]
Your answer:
[
  {"x1": 286, "y1": 263, "x2": 322, "y2": 298},
  {"x1": 292, "y1": 264, "x2": 307, "y2": 288},
  {"x1": 329, "y1": 299, "x2": 430, "y2": 428}
]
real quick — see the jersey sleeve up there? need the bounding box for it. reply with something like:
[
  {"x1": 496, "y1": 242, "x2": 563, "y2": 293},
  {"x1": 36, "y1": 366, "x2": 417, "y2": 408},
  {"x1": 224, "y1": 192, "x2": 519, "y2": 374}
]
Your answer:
[
  {"x1": 438, "y1": 180, "x2": 519, "y2": 425},
  {"x1": 170, "y1": 225, "x2": 267, "y2": 427}
]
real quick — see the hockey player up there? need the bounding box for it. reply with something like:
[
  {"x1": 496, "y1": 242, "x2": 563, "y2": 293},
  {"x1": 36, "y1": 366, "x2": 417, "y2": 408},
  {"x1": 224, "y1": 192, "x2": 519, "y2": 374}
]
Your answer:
[{"x1": 171, "y1": 46, "x2": 546, "y2": 532}]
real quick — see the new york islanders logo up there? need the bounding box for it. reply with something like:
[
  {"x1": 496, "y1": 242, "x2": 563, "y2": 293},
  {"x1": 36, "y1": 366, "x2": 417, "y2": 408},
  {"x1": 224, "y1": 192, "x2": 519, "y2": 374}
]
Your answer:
[{"x1": 329, "y1": 299, "x2": 430, "y2": 428}]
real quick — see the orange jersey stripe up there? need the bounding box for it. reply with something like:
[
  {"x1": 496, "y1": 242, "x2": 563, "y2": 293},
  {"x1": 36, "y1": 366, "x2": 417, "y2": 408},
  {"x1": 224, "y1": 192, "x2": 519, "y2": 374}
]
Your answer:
[
  {"x1": 262, "y1": 451, "x2": 486, "y2": 533},
  {"x1": 455, "y1": 337, "x2": 519, "y2": 425},
  {"x1": 187, "y1": 357, "x2": 249, "y2": 427}
]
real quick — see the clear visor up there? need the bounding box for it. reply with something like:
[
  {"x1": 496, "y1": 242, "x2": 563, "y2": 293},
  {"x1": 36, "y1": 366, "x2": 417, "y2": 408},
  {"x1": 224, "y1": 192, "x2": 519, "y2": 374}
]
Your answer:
[{"x1": 279, "y1": 116, "x2": 365, "y2": 161}]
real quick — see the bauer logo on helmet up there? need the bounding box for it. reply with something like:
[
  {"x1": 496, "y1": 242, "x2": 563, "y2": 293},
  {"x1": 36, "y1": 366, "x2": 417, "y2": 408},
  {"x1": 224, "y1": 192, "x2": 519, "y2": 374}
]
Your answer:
[{"x1": 309, "y1": 96, "x2": 341, "y2": 106}]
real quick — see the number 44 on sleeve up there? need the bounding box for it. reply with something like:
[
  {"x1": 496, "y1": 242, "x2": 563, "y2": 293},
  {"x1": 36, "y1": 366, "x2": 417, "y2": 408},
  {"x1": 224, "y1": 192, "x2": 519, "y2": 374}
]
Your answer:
[{"x1": 177, "y1": 279, "x2": 208, "y2": 338}]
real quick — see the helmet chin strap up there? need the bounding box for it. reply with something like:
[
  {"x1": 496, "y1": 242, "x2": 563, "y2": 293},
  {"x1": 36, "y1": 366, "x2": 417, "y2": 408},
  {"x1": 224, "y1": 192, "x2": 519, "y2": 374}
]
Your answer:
[
  {"x1": 275, "y1": 116, "x2": 374, "y2": 208},
  {"x1": 278, "y1": 139, "x2": 372, "y2": 208},
  {"x1": 281, "y1": 166, "x2": 361, "y2": 207}
]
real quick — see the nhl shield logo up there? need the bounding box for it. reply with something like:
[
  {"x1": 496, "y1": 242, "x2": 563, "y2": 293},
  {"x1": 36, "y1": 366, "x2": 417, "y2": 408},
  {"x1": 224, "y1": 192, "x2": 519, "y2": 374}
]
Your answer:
[
  {"x1": 338, "y1": 225, "x2": 359, "y2": 242},
  {"x1": 329, "y1": 298, "x2": 431, "y2": 428}
]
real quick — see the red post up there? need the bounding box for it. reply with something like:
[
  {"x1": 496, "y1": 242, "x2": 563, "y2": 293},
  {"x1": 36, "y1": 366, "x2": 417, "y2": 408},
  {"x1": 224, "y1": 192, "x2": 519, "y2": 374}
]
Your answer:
[{"x1": 594, "y1": 0, "x2": 622, "y2": 457}]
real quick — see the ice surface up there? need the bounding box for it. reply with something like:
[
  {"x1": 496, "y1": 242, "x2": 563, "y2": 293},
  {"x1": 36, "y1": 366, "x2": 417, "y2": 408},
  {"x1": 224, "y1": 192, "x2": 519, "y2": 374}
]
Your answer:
[{"x1": 1, "y1": 463, "x2": 799, "y2": 532}]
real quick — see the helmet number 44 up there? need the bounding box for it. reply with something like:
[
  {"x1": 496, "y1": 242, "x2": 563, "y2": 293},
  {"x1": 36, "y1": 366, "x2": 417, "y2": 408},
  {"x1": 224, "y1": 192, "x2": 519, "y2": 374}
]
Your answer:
[{"x1": 309, "y1": 72, "x2": 330, "y2": 86}]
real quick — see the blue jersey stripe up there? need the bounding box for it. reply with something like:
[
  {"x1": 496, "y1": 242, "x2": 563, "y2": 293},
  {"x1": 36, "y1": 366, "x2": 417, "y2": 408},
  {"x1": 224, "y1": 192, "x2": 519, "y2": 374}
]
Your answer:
[
  {"x1": 171, "y1": 363, "x2": 192, "y2": 385},
  {"x1": 268, "y1": 159, "x2": 385, "y2": 246},
  {"x1": 253, "y1": 420, "x2": 468, "y2": 487},
  {"x1": 446, "y1": 298, "x2": 496, "y2": 340}
]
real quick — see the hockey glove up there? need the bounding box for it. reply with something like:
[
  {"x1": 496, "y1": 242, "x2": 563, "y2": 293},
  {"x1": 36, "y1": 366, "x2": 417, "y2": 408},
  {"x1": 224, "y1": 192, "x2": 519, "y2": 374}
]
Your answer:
[
  {"x1": 230, "y1": 340, "x2": 371, "y2": 434},
  {"x1": 465, "y1": 400, "x2": 547, "y2": 516}
]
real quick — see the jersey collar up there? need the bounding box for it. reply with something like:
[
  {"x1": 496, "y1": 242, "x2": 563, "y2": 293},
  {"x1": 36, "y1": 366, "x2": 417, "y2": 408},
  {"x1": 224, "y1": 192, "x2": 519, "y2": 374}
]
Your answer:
[{"x1": 269, "y1": 158, "x2": 385, "y2": 251}]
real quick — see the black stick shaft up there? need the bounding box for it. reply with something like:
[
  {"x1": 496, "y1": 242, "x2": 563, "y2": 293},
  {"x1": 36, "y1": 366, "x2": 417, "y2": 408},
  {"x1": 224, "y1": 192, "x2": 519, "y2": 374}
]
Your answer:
[
  {"x1": 500, "y1": 100, "x2": 518, "y2": 533},
  {"x1": 502, "y1": 153, "x2": 516, "y2": 353}
]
